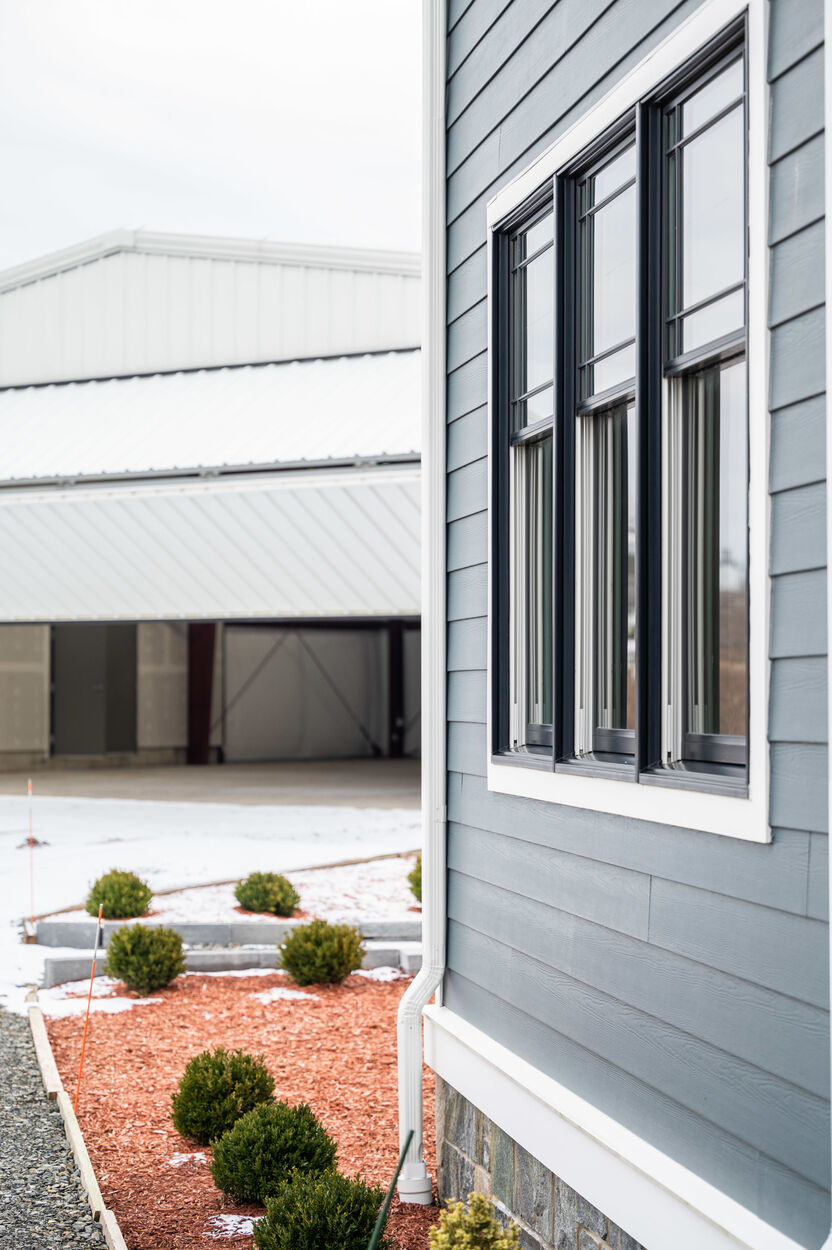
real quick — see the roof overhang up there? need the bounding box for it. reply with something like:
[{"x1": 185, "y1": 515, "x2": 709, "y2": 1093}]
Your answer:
[{"x1": 0, "y1": 465, "x2": 420, "y2": 622}]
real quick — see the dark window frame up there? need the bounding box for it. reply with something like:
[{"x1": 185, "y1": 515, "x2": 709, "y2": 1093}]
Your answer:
[{"x1": 490, "y1": 15, "x2": 749, "y2": 796}]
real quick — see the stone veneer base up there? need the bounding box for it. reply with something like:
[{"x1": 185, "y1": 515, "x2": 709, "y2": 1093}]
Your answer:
[{"x1": 436, "y1": 1077, "x2": 646, "y2": 1250}]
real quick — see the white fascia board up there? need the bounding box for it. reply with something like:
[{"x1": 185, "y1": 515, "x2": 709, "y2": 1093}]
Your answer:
[
  {"x1": 484, "y1": 0, "x2": 770, "y2": 844},
  {"x1": 0, "y1": 230, "x2": 421, "y2": 293},
  {"x1": 0, "y1": 462, "x2": 420, "y2": 507},
  {"x1": 425, "y1": 1005, "x2": 808, "y2": 1250}
]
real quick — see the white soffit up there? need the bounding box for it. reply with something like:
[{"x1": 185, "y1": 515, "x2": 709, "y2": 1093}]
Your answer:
[
  {"x1": 0, "y1": 467, "x2": 420, "y2": 622},
  {"x1": 0, "y1": 350, "x2": 420, "y2": 483}
]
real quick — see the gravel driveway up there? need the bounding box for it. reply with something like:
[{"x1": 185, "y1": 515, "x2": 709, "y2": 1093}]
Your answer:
[{"x1": 0, "y1": 1009, "x2": 106, "y2": 1248}]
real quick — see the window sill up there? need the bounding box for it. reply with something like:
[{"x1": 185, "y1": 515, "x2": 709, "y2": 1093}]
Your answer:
[
  {"x1": 487, "y1": 752, "x2": 767, "y2": 842},
  {"x1": 639, "y1": 764, "x2": 748, "y2": 799}
]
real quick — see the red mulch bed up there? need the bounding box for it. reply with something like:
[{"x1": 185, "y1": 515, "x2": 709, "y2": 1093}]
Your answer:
[{"x1": 46, "y1": 974, "x2": 439, "y2": 1249}]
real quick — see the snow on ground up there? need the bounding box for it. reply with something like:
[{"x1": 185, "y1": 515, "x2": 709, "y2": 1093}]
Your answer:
[
  {"x1": 37, "y1": 976, "x2": 163, "y2": 1018},
  {"x1": 252, "y1": 985, "x2": 319, "y2": 1004},
  {"x1": 46, "y1": 854, "x2": 419, "y2": 928},
  {"x1": 166, "y1": 1152, "x2": 208, "y2": 1168},
  {"x1": 353, "y1": 966, "x2": 407, "y2": 982},
  {"x1": 0, "y1": 794, "x2": 419, "y2": 1012},
  {"x1": 205, "y1": 1214, "x2": 256, "y2": 1239}
]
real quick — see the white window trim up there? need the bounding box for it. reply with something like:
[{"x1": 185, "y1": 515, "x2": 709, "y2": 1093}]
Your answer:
[
  {"x1": 485, "y1": 0, "x2": 769, "y2": 843},
  {"x1": 425, "y1": 1005, "x2": 807, "y2": 1250}
]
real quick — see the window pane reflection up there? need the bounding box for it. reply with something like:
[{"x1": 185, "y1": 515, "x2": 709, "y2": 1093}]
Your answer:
[
  {"x1": 592, "y1": 185, "x2": 637, "y2": 356},
  {"x1": 518, "y1": 437, "x2": 553, "y2": 729},
  {"x1": 580, "y1": 143, "x2": 636, "y2": 401},
  {"x1": 513, "y1": 240, "x2": 554, "y2": 406},
  {"x1": 683, "y1": 58, "x2": 743, "y2": 135},
  {"x1": 684, "y1": 360, "x2": 747, "y2": 741},
  {"x1": 592, "y1": 404, "x2": 636, "y2": 733},
  {"x1": 682, "y1": 288, "x2": 744, "y2": 353},
  {"x1": 513, "y1": 385, "x2": 553, "y2": 432},
  {"x1": 682, "y1": 106, "x2": 744, "y2": 311},
  {"x1": 592, "y1": 343, "x2": 636, "y2": 396}
]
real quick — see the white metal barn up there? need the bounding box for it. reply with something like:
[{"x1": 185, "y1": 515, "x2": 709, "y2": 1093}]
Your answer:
[{"x1": 0, "y1": 230, "x2": 421, "y2": 769}]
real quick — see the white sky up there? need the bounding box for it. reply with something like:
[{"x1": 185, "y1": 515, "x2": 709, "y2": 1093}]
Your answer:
[{"x1": 0, "y1": 0, "x2": 421, "y2": 270}]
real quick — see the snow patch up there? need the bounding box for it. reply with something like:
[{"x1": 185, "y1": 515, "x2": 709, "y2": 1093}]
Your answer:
[
  {"x1": 252, "y1": 986, "x2": 319, "y2": 1004},
  {"x1": 205, "y1": 1214, "x2": 257, "y2": 1239},
  {"x1": 353, "y1": 965, "x2": 406, "y2": 982},
  {"x1": 166, "y1": 1152, "x2": 208, "y2": 1168},
  {"x1": 182, "y1": 967, "x2": 285, "y2": 979},
  {"x1": 37, "y1": 992, "x2": 163, "y2": 1019},
  {"x1": 43, "y1": 975, "x2": 122, "y2": 999}
]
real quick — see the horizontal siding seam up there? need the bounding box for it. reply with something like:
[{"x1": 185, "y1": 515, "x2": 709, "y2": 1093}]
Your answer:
[
  {"x1": 447, "y1": 0, "x2": 593, "y2": 129},
  {"x1": 448, "y1": 0, "x2": 478, "y2": 36},
  {"x1": 768, "y1": 126, "x2": 825, "y2": 170},
  {"x1": 769, "y1": 213, "x2": 825, "y2": 251},
  {"x1": 448, "y1": 293, "x2": 486, "y2": 330},
  {"x1": 769, "y1": 561, "x2": 827, "y2": 576},
  {"x1": 446, "y1": 0, "x2": 693, "y2": 214},
  {"x1": 448, "y1": 917, "x2": 832, "y2": 1107},
  {"x1": 770, "y1": 476, "x2": 828, "y2": 500},
  {"x1": 446, "y1": 813, "x2": 818, "y2": 918},
  {"x1": 770, "y1": 387, "x2": 827, "y2": 418},
  {"x1": 767, "y1": 39, "x2": 826, "y2": 87},
  {"x1": 769, "y1": 298, "x2": 826, "y2": 332},
  {"x1": 445, "y1": 0, "x2": 686, "y2": 179},
  {"x1": 449, "y1": 860, "x2": 827, "y2": 956},
  {"x1": 448, "y1": 404, "x2": 487, "y2": 428},
  {"x1": 447, "y1": 241, "x2": 486, "y2": 282}
]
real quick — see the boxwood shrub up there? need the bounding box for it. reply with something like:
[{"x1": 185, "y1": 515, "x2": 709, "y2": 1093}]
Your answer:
[
  {"x1": 429, "y1": 1194, "x2": 519, "y2": 1248},
  {"x1": 235, "y1": 872, "x2": 300, "y2": 917},
  {"x1": 104, "y1": 924, "x2": 185, "y2": 994},
  {"x1": 407, "y1": 854, "x2": 422, "y2": 904},
  {"x1": 171, "y1": 1047, "x2": 275, "y2": 1145},
  {"x1": 279, "y1": 919, "x2": 365, "y2": 986},
  {"x1": 211, "y1": 1100, "x2": 336, "y2": 1202},
  {"x1": 253, "y1": 1168, "x2": 388, "y2": 1250},
  {"x1": 86, "y1": 869, "x2": 152, "y2": 919}
]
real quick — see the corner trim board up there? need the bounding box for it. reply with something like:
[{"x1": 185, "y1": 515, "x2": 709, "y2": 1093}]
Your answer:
[{"x1": 424, "y1": 1005, "x2": 807, "y2": 1250}]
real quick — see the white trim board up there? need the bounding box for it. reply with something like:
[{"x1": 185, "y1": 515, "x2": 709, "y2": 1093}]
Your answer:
[
  {"x1": 484, "y1": 0, "x2": 770, "y2": 842},
  {"x1": 425, "y1": 1005, "x2": 808, "y2": 1250}
]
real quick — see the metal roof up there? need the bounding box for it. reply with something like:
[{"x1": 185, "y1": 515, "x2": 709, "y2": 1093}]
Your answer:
[
  {"x1": 0, "y1": 466, "x2": 420, "y2": 621},
  {"x1": 0, "y1": 350, "x2": 420, "y2": 484},
  {"x1": 0, "y1": 229, "x2": 421, "y2": 294}
]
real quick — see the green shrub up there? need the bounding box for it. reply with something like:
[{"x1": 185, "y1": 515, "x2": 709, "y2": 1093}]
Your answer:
[
  {"x1": 211, "y1": 1100, "x2": 336, "y2": 1202},
  {"x1": 279, "y1": 919, "x2": 365, "y2": 986},
  {"x1": 104, "y1": 924, "x2": 185, "y2": 994},
  {"x1": 408, "y1": 854, "x2": 422, "y2": 904},
  {"x1": 429, "y1": 1194, "x2": 519, "y2": 1249},
  {"x1": 85, "y1": 869, "x2": 152, "y2": 919},
  {"x1": 235, "y1": 871, "x2": 300, "y2": 917},
  {"x1": 171, "y1": 1047, "x2": 275, "y2": 1145},
  {"x1": 253, "y1": 1168, "x2": 389, "y2": 1250}
]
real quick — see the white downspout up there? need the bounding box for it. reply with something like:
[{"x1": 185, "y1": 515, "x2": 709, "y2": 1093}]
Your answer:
[
  {"x1": 396, "y1": 0, "x2": 447, "y2": 1205},
  {"x1": 819, "y1": 4, "x2": 824, "y2": 1245}
]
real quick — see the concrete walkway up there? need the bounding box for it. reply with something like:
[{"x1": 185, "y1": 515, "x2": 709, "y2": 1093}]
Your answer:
[{"x1": 0, "y1": 758, "x2": 420, "y2": 809}]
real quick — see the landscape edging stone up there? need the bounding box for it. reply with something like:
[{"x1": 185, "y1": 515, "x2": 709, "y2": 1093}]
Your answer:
[
  {"x1": 37, "y1": 917, "x2": 422, "y2": 948},
  {"x1": 27, "y1": 991, "x2": 131, "y2": 1248},
  {"x1": 41, "y1": 940, "x2": 423, "y2": 987}
]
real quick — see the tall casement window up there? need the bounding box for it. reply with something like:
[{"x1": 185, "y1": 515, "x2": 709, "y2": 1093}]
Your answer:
[{"x1": 493, "y1": 20, "x2": 749, "y2": 793}]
